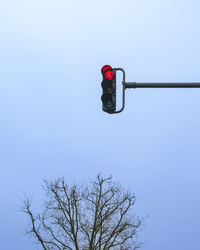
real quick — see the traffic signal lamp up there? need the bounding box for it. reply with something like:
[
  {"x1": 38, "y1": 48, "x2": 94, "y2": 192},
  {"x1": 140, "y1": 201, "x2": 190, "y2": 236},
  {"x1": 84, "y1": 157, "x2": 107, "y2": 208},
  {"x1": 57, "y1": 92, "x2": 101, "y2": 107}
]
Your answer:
[
  {"x1": 101, "y1": 65, "x2": 116, "y2": 113},
  {"x1": 100, "y1": 66, "x2": 200, "y2": 114}
]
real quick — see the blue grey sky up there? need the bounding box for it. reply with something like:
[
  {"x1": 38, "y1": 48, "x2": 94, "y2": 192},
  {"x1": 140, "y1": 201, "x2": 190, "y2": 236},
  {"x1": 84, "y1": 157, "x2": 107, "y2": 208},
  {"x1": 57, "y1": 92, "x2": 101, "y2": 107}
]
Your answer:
[{"x1": 1, "y1": 0, "x2": 200, "y2": 249}]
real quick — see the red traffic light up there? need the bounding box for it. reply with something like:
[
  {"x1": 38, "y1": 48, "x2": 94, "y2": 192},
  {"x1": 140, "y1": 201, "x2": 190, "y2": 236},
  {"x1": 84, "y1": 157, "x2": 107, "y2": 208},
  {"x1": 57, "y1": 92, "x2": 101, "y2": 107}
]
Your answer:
[
  {"x1": 101, "y1": 65, "x2": 113, "y2": 80},
  {"x1": 101, "y1": 65, "x2": 116, "y2": 113}
]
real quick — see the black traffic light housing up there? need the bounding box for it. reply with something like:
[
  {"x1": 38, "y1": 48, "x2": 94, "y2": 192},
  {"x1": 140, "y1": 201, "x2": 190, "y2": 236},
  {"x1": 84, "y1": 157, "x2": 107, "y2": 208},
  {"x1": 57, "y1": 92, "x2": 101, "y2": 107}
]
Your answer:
[{"x1": 101, "y1": 65, "x2": 116, "y2": 113}]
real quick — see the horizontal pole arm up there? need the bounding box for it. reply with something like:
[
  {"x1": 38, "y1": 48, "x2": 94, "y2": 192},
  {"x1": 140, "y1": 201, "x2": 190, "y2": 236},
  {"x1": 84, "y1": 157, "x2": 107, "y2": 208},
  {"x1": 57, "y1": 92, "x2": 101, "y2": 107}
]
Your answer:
[{"x1": 125, "y1": 82, "x2": 200, "y2": 88}]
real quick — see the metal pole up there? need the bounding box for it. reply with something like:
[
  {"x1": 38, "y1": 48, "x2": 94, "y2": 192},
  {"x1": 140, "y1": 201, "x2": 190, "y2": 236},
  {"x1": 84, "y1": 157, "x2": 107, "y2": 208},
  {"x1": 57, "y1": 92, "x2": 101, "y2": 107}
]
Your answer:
[
  {"x1": 107, "y1": 66, "x2": 200, "y2": 114},
  {"x1": 125, "y1": 82, "x2": 200, "y2": 88}
]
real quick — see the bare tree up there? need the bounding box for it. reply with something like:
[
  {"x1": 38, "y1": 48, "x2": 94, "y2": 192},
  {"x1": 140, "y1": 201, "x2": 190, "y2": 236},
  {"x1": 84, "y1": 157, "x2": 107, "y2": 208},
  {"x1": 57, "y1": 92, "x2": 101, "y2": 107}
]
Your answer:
[{"x1": 22, "y1": 174, "x2": 142, "y2": 250}]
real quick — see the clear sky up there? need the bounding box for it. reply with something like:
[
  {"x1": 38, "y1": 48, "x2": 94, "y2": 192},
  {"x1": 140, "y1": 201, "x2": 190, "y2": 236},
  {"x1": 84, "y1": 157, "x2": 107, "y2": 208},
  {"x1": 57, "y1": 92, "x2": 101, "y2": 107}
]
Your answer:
[{"x1": 1, "y1": 0, "x2": 200, "y2": 249}]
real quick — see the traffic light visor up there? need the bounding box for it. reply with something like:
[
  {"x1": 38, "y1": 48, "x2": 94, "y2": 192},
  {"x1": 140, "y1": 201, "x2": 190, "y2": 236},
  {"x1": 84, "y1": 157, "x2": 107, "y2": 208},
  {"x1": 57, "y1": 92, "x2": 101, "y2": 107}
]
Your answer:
[{"x1": 101, "y1": 65, "x2": 112, "y2": 75}]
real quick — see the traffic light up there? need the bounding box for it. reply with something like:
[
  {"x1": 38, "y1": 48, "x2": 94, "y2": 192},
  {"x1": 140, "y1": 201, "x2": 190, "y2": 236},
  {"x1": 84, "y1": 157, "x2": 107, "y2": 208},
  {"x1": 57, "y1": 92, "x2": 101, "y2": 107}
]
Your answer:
[{"x1": 101, "y1": 65, "x2": 116, "y2": 113}]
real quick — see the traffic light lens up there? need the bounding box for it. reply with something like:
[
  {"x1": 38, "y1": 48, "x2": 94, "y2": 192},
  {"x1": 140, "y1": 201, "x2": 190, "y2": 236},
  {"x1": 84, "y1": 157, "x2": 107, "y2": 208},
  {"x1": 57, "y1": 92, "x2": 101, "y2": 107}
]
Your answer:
[
  {"x1": 104, "y1": 70, "x2": 113, "y2": 80},
  {"x1": 101, "y1": 79, "x2": 113, "y2": 92},
  {"x1": 101, "y1": 93, "x2": 114, "y2": 109}
]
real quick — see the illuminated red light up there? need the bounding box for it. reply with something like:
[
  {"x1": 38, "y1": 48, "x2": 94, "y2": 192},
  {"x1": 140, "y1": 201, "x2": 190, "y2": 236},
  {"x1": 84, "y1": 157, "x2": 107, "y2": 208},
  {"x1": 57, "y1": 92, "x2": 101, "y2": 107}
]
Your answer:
[
  {"x1": 104, "y1": 71, "x2": 113, "y2": 80},
  {"x1": 101, "y1": 65, "x2": 113, "y2": 80}
]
